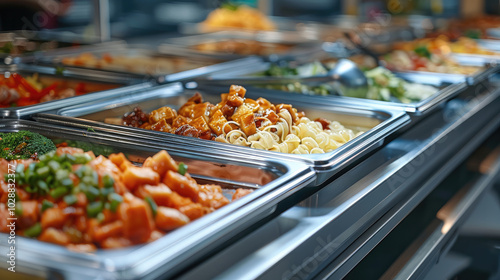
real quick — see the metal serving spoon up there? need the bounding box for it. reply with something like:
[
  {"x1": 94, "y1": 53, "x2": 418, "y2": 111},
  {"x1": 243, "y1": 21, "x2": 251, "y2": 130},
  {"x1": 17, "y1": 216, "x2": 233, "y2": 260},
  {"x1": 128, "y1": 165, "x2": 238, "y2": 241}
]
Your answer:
[{"x1": 205, "y1": 59, "x2": 369, "y2": 97}]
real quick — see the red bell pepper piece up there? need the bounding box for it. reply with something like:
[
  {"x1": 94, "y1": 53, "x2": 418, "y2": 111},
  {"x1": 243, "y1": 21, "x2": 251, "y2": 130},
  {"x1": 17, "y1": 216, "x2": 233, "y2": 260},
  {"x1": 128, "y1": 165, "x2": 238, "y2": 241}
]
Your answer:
[{"x1": 12, "y1": 73, "x2": 43, "y2": 100}]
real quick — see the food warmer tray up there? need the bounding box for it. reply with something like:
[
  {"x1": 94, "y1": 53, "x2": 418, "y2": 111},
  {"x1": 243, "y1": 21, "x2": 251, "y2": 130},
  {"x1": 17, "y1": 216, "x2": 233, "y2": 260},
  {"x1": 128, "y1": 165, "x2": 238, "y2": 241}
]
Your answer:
[
  {"x1": 203, "y1": 58, "x2": 499, "y2": 116},
  {"x1": 159, "y1": 30, "x2": 322, "y2": 62},
  {"x1": 0, "y1": 119, "x2": 315, "y2": 280},
  {"x1": 0, "y1": 64, "x2": 152, "y2": 119},
  {"x1": 172, "y1": 70, "x2": 500, "y2": 280},
  {"x1": 32, "y1": 43, "x2": 263, "y2": 82},
  {"x1": 0, "y1": 30, "x2": 123, "y2": 65},
  {"x1": 33, "y1": 82, "x2": 409, "y2": 185}
]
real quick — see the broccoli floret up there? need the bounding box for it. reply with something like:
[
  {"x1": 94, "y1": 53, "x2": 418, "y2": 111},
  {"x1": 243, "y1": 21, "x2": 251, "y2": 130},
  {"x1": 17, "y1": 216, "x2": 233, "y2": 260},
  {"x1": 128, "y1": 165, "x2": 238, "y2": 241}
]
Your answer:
[{"x1": 0, "y1": 131, "x2": 56, "y2": 160}]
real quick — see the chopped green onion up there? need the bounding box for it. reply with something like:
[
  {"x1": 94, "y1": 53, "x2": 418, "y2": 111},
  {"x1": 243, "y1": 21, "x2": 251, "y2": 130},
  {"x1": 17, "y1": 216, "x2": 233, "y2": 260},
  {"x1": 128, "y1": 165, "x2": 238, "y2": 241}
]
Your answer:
[
  {"x1": 41, "y1": 200, "x2": 54, "y2": 212},
  {"x1": 87, "y1": 201, "x2": 103, "y2": 218},
  {"x1": 60, "y1": 178, "x2": 73, "y2": 187},
  {"x1": 108, "y1": 193, "x2": 123, "y2": 213},
  {"x1": 48, "y1": 160, "x2": 60, "y2": 172},
  {"x1": 14, "y1": 202, "x2": 22, "y2": 216},
  {"x1": 37, "y1": 180, "x2": 49, "y2": 193},
  {"x1": 103, "y1": 174, "x2": 114, "y2": 189},
  {"x1": 96, "y1": 212, "x2": 105, "y2": 223},
  {"x1": 36, "y1": 166, "x2": 50, "y2": 177},
  {"x1": 50, "y1": 187, "x2": 67, "y2": 199},
  {"x1": 24, "y1": 223, "x2": 42, "y2": 238},
  {"x1": 15, "y1": 164, "x2": 24, "y2": 173},
  {"x1": 145, "y1": 197, "x2": 158, "y2": 217},
  {"x1": 84, "y1": 186, "x2": 100, "y2": 201},
  {"x1": 63, "y1": 194, "x2": 78, "y2": 205},
  {"x1": 178, "y1": 162, "x2": 188, "y2": 176}
]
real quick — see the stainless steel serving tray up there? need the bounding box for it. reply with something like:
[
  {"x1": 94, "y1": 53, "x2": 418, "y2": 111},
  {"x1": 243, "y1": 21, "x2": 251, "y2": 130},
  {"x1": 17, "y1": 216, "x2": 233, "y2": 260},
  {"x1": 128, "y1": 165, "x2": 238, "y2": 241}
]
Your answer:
[
  {"x1": 34, "y1": 43, "x2": 263, "y2": 82},
  {"x1": 159, "y1": 31, "x2": 322, "y2": 62},
  {"x1": 0, "y1": 119, "x2": 315, "y2": 280},
  {"x1": 33, "y1": 83, "x2": 409, "y2": 185},
  {"x1": 202, "y1": 59, "x2": 486, "y2": 116},
  {"x1": 0, "y1": 64, "x2": 152, "y2": 119},
  {"x1": 0, "y1": 30, "x2": 116, "y2": 65}
]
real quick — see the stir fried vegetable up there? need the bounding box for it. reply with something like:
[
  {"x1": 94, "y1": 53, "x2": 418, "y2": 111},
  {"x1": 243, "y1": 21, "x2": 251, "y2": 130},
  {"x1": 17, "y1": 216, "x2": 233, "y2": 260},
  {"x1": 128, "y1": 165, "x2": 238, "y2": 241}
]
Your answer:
[{"x1": 0, "y1": 131, "x2": 56, "y2": 160}]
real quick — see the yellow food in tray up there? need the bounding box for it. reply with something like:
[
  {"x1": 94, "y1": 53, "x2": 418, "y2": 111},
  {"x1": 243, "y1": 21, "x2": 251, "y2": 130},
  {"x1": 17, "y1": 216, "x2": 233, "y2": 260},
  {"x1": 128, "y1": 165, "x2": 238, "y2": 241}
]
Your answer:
[
  {"x1": 393, "y1": 36, "x2": 499, "y2": 56},
  {"x1": 115, "y1": 85, "x2": 363, "y2": 155},
  {"x1": 202, "y1": 4, "x2": 275, "y2": 31}
]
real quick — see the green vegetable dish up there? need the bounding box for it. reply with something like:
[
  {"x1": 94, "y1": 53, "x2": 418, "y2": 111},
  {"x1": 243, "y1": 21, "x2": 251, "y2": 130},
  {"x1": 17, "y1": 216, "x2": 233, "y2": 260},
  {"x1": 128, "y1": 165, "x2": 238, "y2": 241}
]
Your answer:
[
  {"x1": 259, "y1": 61, "x2": 438, "y2": 103},
  {"x1": 0, "y1": 131, "x2": 56, "y2": 160}
]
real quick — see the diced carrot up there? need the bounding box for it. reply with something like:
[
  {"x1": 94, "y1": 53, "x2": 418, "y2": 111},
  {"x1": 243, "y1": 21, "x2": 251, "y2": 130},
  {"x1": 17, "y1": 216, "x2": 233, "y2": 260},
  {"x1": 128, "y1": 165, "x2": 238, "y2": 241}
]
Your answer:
[
  {"x1": 109, "y1": 153, "x2": 129, "y2": 168},
  {"x1": 75, "y1": 193, "x2": 87, "y2": 207},
  {"x1": 197, "y1": 184, "x2": 229, "y2": 209},
  {"x1": 93, "y1": 220, "x2": 124, "y2": 242},
  {"x1": 232, "y1": 188, "x2": 253, "y2": 201},
  {"x1": 143, "y1": 150, "x2": 178, "y2": 179},
  {"x1": 38, "y1": 228, "x2": 70, "y2": 246},
  {"x1": 41, "y1": 207, "x2": 66, "y2": 229},
  {"x1": 121, "y1": 166, "x2": 160, "y2": 191},
  {"x1": 163, "y1": 171, "x2": 199, "y2": 201},
  {"x1": 17, "y1": 189, "x2": 30, "y2": 201},
  {"x1": 56, "y1": 147, "x2": 85, "y2": 156},
  {"x1": 118, "y1": 194, "x2": 154, "y2": 244},
  {"x1": 179, "y1": 203, "x2": 206, "y2": 221},
  {"x1": 165, "y1": 192, "x2": 194, "y2": 209},
  {"x1": 19, "y1": 200, "x2": 39, "y2": 228},
  {"x1": 67, "y1": 243, "x2": 97, "y2": 253},
  {"x1": 155, "y1": 206, "x2": 190, "y2": 232},
  {"x1": 148, "y1": 230, "x2": 164, "y2": 242},
  {"x1": 74, "y1": 215, "x2": 87, "y2": 233},
  {"x1": 142, "y1": 184, "x2": 173, "y2": 206},
  {"x1": 100, "y1": 237, "x2": 132, "y2": 249}
]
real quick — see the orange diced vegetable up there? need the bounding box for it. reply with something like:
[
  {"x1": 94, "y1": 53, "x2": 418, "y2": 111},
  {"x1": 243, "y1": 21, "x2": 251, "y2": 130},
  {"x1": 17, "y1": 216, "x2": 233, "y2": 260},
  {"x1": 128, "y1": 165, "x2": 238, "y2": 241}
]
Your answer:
[
  {"x1": 232, "y1": 188, "x2": 253, "y2": 201},
  {"x1": 118, "y1": 194, "x2": 154, "y2": 244},
  {"x1": 163, "y1": 170, "x2": 199, "y2": 201},
  {"x1": 41, "y1": 207, "x2": 66, "y2": 229},
  {"x1": 121, "y1": 166, "x2": 160, "y2": 191},
  {"x1": 100, "y1": 237, "x2": 132, "y2": 249},
  {"x1": 197, "y1": 184, "x2": 229, "y2": 209},
  {"x1": 19, "y1": 200, "x2": 39, "y2": 228},
  {"x1": 155, "y1": 207, "x2": 190, "y2": 232},
  {"x1": 93, "y1": 220, "x2": 124, "y2": 242},
  {"x1": 38, "y1": 228, "x2": 70, "y2": 246},
  {"x1": 179, "y1": 203, "x2": 207, "y2": 220},
  {"x1": 143, "y1": 150, "x2": 178, "y2": 179}
]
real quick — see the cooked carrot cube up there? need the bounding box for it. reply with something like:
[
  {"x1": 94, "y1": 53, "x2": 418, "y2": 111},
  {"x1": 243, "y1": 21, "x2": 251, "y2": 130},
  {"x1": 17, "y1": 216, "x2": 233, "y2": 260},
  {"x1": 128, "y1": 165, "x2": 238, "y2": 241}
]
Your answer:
[
  {"x1": 109, "y1": 153, "x2": 130, "y2": 169},
  {"x1": 179, "y1": 203, "x2": 207, "y2": 220},
  {"x1": 143, "y1": 150, "x2": 178, "y2": 179},
  {"x1": 232, "y1": 188, "x2": 254, "y2": 201},
  {"x1": 38, "y1": 228, "x2": 70, "y2": 246},
  {"x1": 41, "y1": 207, "x2": 66, "y2": 229},
  {"x1": 155, "y1": 206, "x2": 190, "y2": 232},
  {"x1": 19, "y1": 201, "x2": 39, "y2": 228},
  {"x1": 121, "y1": 166, "x2": 160, "y2": 191},
  {"x1": 163, "y1": 171, "x2": 199, "y2": 201},
  {"x1": 93, "y1": 220, "x2": 124, "y2": 242},
  {"x1": 118, "y1": 194, "x2": 154, "y2": 244},
  {"x1": 197, "y1": 184, "x2": 229, "y2": 209},
  {"x1": 100, "y1": 237, "x2": 132, "y2": 249},
  {"x1": 67, "y1": 243, "x2": 97, "y2": 253}
]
